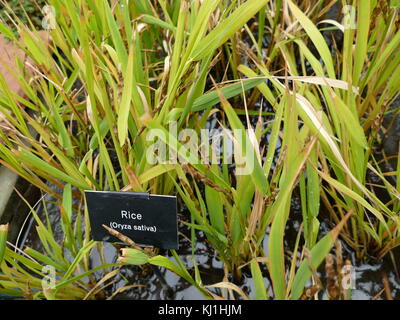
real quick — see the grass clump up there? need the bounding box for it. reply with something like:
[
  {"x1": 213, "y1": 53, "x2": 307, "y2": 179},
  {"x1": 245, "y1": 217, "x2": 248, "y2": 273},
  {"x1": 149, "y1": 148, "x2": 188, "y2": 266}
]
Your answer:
[{"x1": 0, "y1": 0, "x2": 399, "y2": 300}]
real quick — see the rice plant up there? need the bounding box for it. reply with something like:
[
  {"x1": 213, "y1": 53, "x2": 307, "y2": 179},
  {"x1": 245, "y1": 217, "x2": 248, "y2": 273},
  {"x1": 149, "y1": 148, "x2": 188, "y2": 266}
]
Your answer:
[
  {"x1": 0, "y1": 0, "x2": 399, "y2": 300},
  {"x1": 0, "y1": 187, "x2": 118, "y2": 299},
  {"x1": 243, "y1": 0, "x2": 400, "y2": 259}
]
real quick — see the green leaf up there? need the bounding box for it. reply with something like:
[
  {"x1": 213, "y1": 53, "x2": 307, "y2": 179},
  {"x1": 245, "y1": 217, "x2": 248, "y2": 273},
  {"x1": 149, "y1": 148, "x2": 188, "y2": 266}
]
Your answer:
[
  {"x1": 117, "y1": 47, "x2": 135, "y2": 146},
  {"x1": 205, "y1": 185, "x2": 225, "y2": 235},
  {"x1": 141, "y1": 15, "x2": 176, "y2": 32},
  {"x1": 250, "y1": 260, "x2": 268, "y2": 300},
  {"x1": 0, "y1": 23, "x2": 16, "y2": 40},
  {"x1": 62, "y1": 240, "x2": 97, "y2": 280},
  {"x1": 62, "y1": 184, "x2": 73, "y2": 222},
  {"x1": 353, "y1": 0, "x2": 371, "y2": 86},
  {"x1": 104, "y1": 0, "x2": 128, "y2": 68},
  {"x1": 191, "y1": 0, "x2": 271, "y2": 60},
  {"x1": 149, "y1": 255, "x2": 195, "y2": 286},
  {"x1": 0, "y1": 224, "x2": 8, "y2": 265},
  {"x1": 192, "y1": 78, "x2": 265, "y2": 112},
  {"x1": 288, "y1": 0, "x2": 335, "y2": 79},
  {"x1": 330, "y1": 93, "x2": 367, "y2": 148},
  {"x1": 17, "y1": 150, "x2": 90, "y2": 190}
]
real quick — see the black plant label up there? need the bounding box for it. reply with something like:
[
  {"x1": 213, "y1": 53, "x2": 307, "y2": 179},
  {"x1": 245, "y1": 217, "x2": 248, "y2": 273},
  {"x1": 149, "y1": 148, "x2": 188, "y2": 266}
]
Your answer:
[{"x1": 85, "y1": 191, "x2": 178, "y2": 249}]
